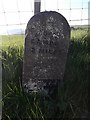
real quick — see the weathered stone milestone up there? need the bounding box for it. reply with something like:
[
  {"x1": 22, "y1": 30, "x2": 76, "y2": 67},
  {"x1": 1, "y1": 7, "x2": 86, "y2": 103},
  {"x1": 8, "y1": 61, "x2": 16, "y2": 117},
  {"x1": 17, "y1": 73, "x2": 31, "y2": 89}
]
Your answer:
[{"x1": 22, "y1": 11, "x2": 70, "y2": 94}]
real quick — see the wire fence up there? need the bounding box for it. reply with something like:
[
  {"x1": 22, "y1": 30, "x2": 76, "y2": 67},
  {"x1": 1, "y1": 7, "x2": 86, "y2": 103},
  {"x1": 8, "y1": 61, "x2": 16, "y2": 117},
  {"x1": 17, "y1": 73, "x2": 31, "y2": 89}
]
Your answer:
[{"x1": 0, "y1": 0, "x2": 89, "y2": 35}]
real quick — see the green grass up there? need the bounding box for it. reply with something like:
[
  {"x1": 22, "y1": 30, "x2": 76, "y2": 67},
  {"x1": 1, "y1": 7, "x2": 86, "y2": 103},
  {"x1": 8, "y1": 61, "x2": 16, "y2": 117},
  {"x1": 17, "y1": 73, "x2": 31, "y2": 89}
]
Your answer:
[
  {"x1": 1, "y1": 29, "x2": 89, "y2": 119},
  {"x1": 0, "y1": 35, "x2": 24, "y2": 49}
]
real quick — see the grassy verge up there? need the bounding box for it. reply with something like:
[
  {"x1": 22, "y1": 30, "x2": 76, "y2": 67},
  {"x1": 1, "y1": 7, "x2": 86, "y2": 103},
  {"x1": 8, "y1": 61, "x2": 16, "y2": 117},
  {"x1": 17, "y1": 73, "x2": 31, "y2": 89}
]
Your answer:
[
  {"x1": 1, "y1": 29, "x2": 89, "y2": 119},
  {"x1": 0, "y1": 35, "x2": 24, "y2": 50}
]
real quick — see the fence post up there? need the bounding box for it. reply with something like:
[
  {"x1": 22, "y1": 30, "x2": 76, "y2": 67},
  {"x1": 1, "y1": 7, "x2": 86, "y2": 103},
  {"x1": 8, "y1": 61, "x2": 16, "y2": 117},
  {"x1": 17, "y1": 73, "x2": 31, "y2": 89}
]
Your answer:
[{"x1": 34, "y1": 0, "x2": 41, "y2": 15}]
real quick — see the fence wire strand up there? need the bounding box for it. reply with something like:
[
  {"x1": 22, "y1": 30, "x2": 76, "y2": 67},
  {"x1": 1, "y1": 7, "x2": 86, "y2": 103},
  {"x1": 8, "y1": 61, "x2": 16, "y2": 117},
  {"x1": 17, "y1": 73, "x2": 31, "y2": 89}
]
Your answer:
[{"x1": 0, "y1": 0, "x2": 89, "y2": 35}]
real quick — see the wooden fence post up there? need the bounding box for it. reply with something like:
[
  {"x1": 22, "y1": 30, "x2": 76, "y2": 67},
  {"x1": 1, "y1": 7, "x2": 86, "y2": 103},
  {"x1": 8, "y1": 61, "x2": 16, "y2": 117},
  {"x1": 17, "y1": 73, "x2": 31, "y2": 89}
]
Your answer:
[{"x1": 34, "y1": 0, "x2": 41, "y2": 15}]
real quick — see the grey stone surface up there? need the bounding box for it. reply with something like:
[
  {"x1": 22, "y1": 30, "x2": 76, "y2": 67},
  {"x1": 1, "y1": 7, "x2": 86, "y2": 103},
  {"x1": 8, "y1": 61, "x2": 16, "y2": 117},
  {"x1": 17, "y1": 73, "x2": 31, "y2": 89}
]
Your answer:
[{"x1": 22, "y1": 11, "x2": 70, "y2": 94}]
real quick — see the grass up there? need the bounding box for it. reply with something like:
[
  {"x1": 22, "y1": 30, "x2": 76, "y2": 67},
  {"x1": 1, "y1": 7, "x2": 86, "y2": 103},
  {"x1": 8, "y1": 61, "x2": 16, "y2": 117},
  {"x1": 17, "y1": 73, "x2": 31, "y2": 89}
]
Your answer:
[
  {"x1": 0, "y1": 35, "x2": 24, "y2": 50},
  {"x1": 1, "y1": 28, "x2": 89, "y2": 119}
]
